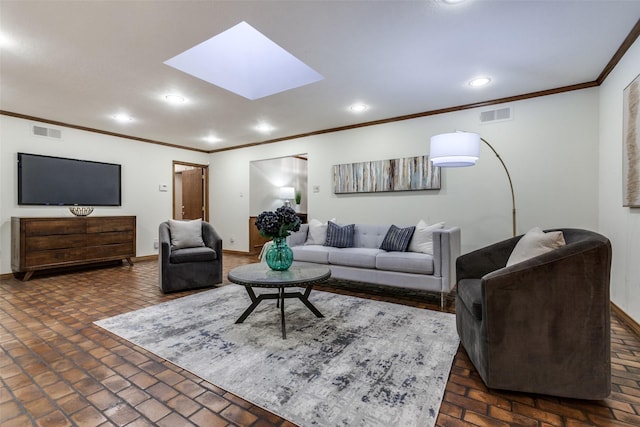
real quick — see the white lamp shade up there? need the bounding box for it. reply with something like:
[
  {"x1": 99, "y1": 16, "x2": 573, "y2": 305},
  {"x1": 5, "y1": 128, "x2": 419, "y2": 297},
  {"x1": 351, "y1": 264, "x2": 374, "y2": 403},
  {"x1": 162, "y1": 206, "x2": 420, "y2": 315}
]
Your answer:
[
  {"x1": 430, "y1": 132, "x2": 481, "y2": 167},
  {"x1": 279, "y1": 186, "x2": 295, "y2": 200}
]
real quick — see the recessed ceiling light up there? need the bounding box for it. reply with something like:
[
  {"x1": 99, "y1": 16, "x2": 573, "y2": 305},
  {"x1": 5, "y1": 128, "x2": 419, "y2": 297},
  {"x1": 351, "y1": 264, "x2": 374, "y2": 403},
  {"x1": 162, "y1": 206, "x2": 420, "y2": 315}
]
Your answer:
[
  {"x1": 349, "y1": 103, "x2": 369, "y2": 113},
  {"x1": 0, "y1": 33, "x2": 13, "y2": 49},
  {"x1": 469, "y1": 77, "x2": 491, "y2": 87},
  {"x1": 164, "y1": 94, "x2": 186, "y2": 104},
  {"x1": 112, "y1": 113, "x2": 133, "y2": 122},
  {"x1": 441, "y1": 0, "x2": 467, "y2": 4},
  {"x1": 203, "y1": 135, "x2": 221, "y2": 144},
  {"x1": 255, "y1": 122, "x2": 274, "y2": 133}
]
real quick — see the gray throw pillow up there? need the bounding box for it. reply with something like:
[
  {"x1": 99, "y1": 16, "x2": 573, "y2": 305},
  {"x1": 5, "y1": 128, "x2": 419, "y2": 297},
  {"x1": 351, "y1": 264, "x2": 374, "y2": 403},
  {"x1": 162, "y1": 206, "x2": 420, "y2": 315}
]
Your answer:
[
  {"x1": 324, "y1": 221, "x2": 355, "y2": 248},
  {"x1": 380, "y1": 225, "x2": 416, "y2": 252},
  {"x1": 168, "y1": 219, "x2": 205, "y2": 249}
]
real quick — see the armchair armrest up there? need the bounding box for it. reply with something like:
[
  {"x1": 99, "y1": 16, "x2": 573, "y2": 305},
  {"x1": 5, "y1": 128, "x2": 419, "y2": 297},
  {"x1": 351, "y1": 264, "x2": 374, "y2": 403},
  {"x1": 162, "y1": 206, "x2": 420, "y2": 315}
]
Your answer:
[
  {"x1": 159, "y1": 222, "x2": 172, "y2": 265},
  {"x1": 202, "y1": 221, "x2": 223, "y2": 257},
  {"x1": 456, "y1": 236, "x2": 520, "y2": 282}
]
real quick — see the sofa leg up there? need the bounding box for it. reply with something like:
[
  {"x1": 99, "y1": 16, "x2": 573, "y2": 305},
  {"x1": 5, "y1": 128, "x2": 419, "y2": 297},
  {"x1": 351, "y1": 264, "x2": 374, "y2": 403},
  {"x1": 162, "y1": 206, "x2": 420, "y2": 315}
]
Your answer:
[{"x1": 440, "y1": 292, "x2": 445, "y2": 311}]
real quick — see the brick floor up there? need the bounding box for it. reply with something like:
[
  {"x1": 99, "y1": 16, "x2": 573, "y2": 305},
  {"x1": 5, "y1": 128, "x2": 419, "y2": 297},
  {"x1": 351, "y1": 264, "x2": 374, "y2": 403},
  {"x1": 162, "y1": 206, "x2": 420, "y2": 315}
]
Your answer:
[{"x1": 1, "y1": 254, "x2": 639, "y2": 426}]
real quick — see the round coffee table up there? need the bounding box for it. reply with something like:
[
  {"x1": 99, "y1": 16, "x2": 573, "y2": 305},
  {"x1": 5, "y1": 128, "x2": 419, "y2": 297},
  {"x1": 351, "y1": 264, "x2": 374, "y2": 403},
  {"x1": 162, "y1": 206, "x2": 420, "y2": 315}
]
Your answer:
[{"x1": 227, "y1": 262, "x2": 331, "y2": 339}]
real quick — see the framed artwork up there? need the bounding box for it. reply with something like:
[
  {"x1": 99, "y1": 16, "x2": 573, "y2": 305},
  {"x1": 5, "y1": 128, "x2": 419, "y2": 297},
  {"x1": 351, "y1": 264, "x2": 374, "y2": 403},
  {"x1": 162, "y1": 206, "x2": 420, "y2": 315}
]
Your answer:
[
  {"x1": 333, "y1": 155, "x2": 440, "y2": 194},
  {"x1": 623, "y1": 73, "x2": 640, "y2": 207}
]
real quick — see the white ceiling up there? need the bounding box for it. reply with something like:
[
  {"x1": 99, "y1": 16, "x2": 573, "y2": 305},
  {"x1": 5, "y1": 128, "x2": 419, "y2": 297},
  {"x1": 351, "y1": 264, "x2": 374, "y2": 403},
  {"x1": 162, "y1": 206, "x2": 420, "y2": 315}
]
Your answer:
[{"x1": 1, "y1": 1, "x2": 639, "y2": 152}]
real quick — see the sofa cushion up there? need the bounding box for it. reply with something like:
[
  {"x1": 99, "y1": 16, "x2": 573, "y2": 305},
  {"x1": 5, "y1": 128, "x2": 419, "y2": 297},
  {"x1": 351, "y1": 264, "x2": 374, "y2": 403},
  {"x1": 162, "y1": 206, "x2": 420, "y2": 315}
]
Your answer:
[
  {"x1": 291, "y1": 245, "x2": 332, "y2": 263},
  {"x1": 170, "y1": 246, "x2": 217, "y2": 264},
  {"x1": 457, "y1": 279, "x2": 483, "y2": 321},
  {"x1": 352, "y1": 224, "x2": 390, "y2": 248},
  {"x1": 506, "y1": 227, "x2": 566, "y2": 267},
  {"x1": 328, "y1": 248, "x2": 382, "y2": 268},
  {"x1": 408, "y1": 220, "x2": 444, "y2": 254},
  {"x1": 380, "y1": 225, "x2": 415, "y2": 252},
  {"x1": 169, "y1": 218, "x2": 205, "y2": 249},
  {"x1": 325, "y1": 222, "x2": 355, "y2": 248},
  {"x1": 305, "y1": 218, "x2": 334, "y2": 245},
  {"x1": 375, "y1": 251, "x2": 434, "y2": 274}
]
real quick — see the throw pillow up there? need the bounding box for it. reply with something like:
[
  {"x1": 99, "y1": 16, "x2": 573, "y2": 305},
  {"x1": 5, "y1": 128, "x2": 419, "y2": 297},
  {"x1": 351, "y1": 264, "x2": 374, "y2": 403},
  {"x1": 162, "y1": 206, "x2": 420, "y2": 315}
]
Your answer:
[
  {"x1": 305, "y1": 218, "x2": 335, "y2": 245},
  {"x1": 506, "y1": 227, "x2": 566, "y2": 267},
  {"x1": 408, "y1": 220, "x2": 445, "y2": 254},
  {"x1": 380, "y1": 225, "x2": 416, "y2": 252},
  {"x1": 324, "y1": 221, "x2": 355, "y2": 248},
  {"x1": 168, "y1": 218, "x2": 205, "y2": 249}
]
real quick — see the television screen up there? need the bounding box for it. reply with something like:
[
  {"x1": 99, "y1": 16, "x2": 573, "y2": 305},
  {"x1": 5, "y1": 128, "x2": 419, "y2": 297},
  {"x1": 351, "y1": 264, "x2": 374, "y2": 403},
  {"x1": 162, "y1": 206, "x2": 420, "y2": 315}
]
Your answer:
[{"x1": 18, "y1": 153, "x2": 122, "y2": 206}]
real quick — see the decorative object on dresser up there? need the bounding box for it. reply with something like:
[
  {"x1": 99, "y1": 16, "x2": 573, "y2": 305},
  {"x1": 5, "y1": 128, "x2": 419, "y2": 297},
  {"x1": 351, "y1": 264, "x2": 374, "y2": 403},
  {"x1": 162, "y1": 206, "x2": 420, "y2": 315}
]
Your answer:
[
  {"x1": 11, "y1": 216, "x2": 136, "y2": 281},
  {"x1": 430, "y1": 131, "x2": 517, "y2": 236},
  {"x1": 278, "y1": 186, "x2": 295, "y2": 207},
  {"x1": 68, "y1": 206, "x2": 94, "y2": 217}
]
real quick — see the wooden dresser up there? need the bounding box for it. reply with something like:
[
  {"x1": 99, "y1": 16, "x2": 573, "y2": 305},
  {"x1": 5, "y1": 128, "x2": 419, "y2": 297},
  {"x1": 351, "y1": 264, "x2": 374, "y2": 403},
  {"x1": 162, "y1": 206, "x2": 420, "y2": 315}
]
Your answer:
[{"x1": 11, "y1": 216, "x2": 136, "y2": 280}]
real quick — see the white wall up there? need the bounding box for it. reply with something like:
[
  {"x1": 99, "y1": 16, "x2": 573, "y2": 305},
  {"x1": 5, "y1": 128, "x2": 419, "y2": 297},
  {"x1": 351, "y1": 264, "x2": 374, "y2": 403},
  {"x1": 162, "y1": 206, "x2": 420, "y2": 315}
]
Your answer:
[
  {"x1": 599, "y1": 38, "x2": 640, "y2": 323},
  {"x1": 249, "y1": 156, "x2": 308, "y2": 214},
  {"x1": 211, "y1": 88, "x2": 600, "y2": 256},
  {"x1": 0, "y1": 115, "x2": 210, "y2": 274}
]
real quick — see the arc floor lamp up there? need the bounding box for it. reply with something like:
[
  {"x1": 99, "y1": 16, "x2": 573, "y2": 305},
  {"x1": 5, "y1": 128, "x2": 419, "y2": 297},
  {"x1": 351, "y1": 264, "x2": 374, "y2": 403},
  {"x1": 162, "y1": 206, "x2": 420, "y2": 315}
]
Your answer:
[{"x1": 430, "y1": 131, "x2": 517, "y2": 237}]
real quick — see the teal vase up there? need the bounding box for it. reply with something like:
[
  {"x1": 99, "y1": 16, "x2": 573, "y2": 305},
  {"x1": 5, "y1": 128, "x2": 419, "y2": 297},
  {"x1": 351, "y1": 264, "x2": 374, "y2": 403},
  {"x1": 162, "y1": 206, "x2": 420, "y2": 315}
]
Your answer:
[{"x1": 265, "y1": 237, "x2": 294, "y2": 271}]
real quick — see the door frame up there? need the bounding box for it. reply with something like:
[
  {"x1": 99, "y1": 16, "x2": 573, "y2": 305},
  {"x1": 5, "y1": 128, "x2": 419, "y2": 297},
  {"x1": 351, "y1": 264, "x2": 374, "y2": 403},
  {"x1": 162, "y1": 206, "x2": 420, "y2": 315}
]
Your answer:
[{"x1": 172, "y1": 160, "x2": 209, "y2": 221}]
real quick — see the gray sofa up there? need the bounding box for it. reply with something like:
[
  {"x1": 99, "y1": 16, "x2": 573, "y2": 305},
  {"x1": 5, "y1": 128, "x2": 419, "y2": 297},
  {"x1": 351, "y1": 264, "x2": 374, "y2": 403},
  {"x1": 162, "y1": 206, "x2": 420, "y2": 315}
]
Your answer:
[{"x1": 287, "y1": 223, "x2": 461, "y2": 308}]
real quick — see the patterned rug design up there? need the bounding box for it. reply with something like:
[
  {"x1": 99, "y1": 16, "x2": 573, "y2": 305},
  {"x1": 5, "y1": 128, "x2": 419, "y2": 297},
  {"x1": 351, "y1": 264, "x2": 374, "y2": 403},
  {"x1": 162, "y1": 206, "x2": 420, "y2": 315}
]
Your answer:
[{"x1": 95, "y1": 284, "x2": 459, "y2": 427}]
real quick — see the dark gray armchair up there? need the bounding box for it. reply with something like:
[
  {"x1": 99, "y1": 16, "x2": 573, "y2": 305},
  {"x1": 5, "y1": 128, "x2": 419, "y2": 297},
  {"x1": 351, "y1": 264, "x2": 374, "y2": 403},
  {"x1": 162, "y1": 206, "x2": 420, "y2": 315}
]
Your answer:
[
  {"x1": 455, "y1": 228, "x2": 612, "y2": 399},
  {"x1": 159, "y1": 220, "x2": 223, "y2": 293}
]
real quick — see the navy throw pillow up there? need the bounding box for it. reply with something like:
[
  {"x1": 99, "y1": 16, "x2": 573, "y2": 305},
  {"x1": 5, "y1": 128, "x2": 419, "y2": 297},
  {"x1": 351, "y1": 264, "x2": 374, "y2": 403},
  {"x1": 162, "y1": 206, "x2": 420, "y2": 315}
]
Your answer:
[
  {"x1": 380, "y1": 225, "x2": 416, "y2": 252},
  {"x1": 324, "y1": 221, "x2": 355, "y2": 248}
]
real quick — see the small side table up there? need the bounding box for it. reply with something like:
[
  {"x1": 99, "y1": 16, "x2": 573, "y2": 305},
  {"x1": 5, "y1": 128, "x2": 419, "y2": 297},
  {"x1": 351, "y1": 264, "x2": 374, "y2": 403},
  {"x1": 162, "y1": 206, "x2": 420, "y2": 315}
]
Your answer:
[{"x1": 227, "y1": 263, "x2": 331, "y2": 339}]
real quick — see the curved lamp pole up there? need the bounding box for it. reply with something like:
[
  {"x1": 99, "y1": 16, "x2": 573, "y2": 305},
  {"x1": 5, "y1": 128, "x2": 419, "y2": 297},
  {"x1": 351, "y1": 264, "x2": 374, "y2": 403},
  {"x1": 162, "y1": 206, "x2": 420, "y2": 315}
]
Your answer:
[{"x1": 430, "y1": 132, "x2": 517, "y2": 237}]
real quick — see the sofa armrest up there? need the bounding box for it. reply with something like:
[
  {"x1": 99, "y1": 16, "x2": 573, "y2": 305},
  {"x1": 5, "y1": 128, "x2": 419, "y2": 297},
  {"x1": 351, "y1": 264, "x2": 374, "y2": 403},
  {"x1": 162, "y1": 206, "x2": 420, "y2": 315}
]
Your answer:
[
  {"x1": 433, "y1": 226, "x2": 461, "y2": 293},
  {"x1": 287, "y1": 224, "x2": 309, "y2": 247}
]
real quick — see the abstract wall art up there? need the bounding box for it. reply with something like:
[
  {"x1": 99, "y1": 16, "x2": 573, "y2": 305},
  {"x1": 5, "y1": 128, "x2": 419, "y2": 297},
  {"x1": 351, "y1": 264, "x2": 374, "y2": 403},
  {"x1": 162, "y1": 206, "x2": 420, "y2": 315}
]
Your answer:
[
  {"x1": 623, "y1": 73, "x2": 640, "y2": 207},
  {"x1": 332, "y1": 155, "x2": 440, "y2": 194}
]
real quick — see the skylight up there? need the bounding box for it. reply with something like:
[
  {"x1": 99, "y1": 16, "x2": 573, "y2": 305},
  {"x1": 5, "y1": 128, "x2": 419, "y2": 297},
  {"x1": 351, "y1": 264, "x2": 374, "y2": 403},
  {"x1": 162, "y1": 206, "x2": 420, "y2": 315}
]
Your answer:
[{"x1": 164, "y1": 21, "x2": 323, "y2": 100}]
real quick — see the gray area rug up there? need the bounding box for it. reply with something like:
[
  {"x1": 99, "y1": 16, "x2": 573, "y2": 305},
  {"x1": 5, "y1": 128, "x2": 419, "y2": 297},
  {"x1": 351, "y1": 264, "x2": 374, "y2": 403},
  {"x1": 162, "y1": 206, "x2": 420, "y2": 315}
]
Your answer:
[{"x1": 95, "y1": 284, "x2": 459, "y2": 427}]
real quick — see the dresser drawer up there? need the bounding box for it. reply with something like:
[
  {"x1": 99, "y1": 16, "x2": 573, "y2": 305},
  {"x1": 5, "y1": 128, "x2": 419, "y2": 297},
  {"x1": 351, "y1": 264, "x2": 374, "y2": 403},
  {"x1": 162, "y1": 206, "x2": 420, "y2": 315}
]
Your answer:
[
  {"x1": 25, "y1": 248, "x2": 87, "y2": 268},
  {"x1": 25, "y1": 219, "x2": 86, "y2": 236},
  {"x1": 87, "y1": 217, "x2": 135, "y2": 233},
  {"x1": 26, "y1": 234, "x2": 86, "y2": 251}
]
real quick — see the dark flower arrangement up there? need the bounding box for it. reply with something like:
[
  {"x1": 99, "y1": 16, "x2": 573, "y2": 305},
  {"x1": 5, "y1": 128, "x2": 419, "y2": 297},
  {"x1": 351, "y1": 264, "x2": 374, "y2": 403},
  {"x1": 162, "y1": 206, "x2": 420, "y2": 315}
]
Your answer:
[{"x1": 255, "y1": 205, "x2": 301, "y2": 239}]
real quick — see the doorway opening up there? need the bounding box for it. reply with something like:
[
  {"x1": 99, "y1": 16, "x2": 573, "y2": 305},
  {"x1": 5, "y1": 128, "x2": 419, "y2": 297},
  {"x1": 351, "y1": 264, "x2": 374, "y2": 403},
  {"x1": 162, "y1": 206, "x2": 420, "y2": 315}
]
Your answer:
[{"x1": 173, "y1": 161, "x2": 209, "y2": 221}]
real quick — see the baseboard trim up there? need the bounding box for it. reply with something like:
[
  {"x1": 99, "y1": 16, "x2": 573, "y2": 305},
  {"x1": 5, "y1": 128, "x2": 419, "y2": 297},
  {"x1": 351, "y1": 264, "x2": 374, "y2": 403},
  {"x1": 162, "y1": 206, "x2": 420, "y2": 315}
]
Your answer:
[
  {"x1": 132, "y1": 255, "x2": 157, "y2": 263},
  {"x1": 611, "y1": 302, "x2": 640, "y2": 338},
  {"x1": 224, "y1": 249, "x2": 254, "y2": 256}
]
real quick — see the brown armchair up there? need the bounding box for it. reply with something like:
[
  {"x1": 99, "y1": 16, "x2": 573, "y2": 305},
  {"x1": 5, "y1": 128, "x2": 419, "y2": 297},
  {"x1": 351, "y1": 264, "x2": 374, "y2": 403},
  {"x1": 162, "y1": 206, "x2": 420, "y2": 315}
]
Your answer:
[{"x1": 455, "y1": 228, "x2": 612, "y2": 399}]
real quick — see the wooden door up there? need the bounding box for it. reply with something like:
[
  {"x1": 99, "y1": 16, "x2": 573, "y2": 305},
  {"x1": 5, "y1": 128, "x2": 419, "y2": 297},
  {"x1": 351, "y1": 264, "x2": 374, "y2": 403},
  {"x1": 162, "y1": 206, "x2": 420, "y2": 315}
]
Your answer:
[{"x1": 182, "y1": 168, "x2": 204, "y2": 220}]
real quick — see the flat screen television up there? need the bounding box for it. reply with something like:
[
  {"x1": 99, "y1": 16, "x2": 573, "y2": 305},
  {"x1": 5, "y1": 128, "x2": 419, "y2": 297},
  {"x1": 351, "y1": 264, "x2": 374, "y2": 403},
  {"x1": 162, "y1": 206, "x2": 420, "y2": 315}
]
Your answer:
[{"x1": 18, "y1": 152, "x2": 122, "y2": 206}]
